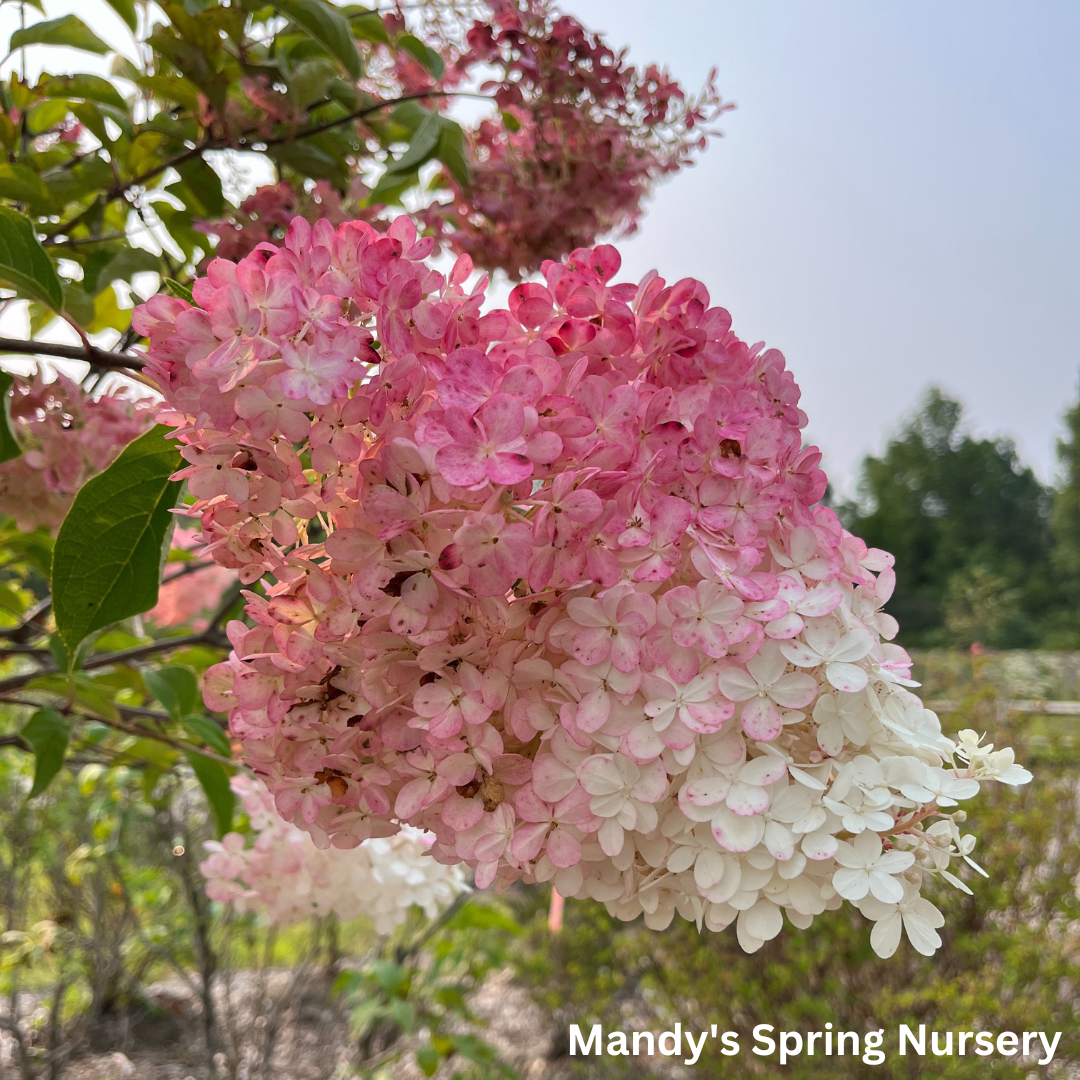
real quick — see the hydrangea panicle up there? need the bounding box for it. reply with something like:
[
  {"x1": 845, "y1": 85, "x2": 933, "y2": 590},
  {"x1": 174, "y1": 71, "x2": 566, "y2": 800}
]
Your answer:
[
  {"x1": 139, "y1": 217, "x2": 1030, "y2": 959},
  {"x1": 0, "y1": 371, "x2": 153, "y2": 532}
]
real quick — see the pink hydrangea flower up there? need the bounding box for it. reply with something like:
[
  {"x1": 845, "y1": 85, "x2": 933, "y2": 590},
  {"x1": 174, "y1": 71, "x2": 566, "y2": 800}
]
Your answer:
[{"x1": 140, "y1": 222, "x2": 1028, "y2": 960}]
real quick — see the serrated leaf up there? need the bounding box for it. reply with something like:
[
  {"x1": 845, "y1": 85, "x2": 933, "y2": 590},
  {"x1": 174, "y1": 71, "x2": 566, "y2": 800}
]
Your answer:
[
  {"x1": 185, "y1": 751, "x2": 233, "y2": 835},
  {"x1": 268, "y1": 0, "x2": 363, "y2": 81},
  {"x1": 0, "y1": 207, "x2": 63, "y2": 310},
  {"x1": 384, "y1": 108, "x2": 440, "y2": 176},
  {"x1": 10, "y1": 15, "x2": 111, "y2": 55},
  {"x1": 52, "y1": 425, "x2": 183, "y2": 652},
  {"x1": 21, "y1": 708, "x2": 71, "y2": 798},
  {"x1": 0, "y1": 372, "x2": 21, "y2": 464},
  {"x1": 181, "y1": 714, "x2": 231, "y2": 758},
  {"x1": 143, "y1": 664, "x2": 199, "y2": 720}
]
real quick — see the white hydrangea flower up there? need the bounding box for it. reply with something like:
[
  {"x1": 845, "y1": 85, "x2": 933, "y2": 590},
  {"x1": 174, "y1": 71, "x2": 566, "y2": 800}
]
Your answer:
[
  {"x1": 200, "y1": 777, "x2": 467, "y2": 933},
  {"x1": 858, "y1": 883, "x2": 945, "y2": 958},
  {"x1": 831, "y1": 831, "x2": 915, "y2": 903}
]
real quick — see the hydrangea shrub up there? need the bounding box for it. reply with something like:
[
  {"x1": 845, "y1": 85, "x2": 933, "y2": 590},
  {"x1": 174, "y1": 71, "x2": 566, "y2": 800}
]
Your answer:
[{"x1": 135, "y1": 217, "x2": 1030, "y2": 957}]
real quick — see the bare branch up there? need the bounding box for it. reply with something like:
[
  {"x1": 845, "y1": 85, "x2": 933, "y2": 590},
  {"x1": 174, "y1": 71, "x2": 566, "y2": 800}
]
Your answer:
[
  {"x1": 0, "y1": 336, "x2": 145, "y2": 372},
  {"x1": 0, "y1": 628, "x2": 229, "y2": 694},
  {"x1": 47, "y1": 89, "x2": 483, "y2": 241},
  {"x1": 0, "y1": 696, "x2": 236, "y2": 766},
  {"x1": 0, "y1": 596, "x2": 51, "y2": 643}
]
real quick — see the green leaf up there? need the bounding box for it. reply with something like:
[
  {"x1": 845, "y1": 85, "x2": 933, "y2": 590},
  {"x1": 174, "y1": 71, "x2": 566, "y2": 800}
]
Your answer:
[
  {"x1": 180, "y1": 714, "x2": 231, "y2": 759},
  {"x1": 9, "y1": 15, "x2": 111, "y2": 55},
  {"x1": 51, "y1": 425, "x2": 183, "y2": 652},
  {"x1": 384, "y1": 108, "x2": 441, "y2": 176},
  {"x1": 125, "y1": 737, "x2": 179, "y2": 771},
  {"x1": 185, "y1": 751, "x2": 233, "y2": 835},
  {"x1": 347, "y1": 8, "x2": 388, "y2": 45},
  {"x1": 86, "y1": 284, "x2": 130, "y2": 335},
  {"x1": 134, "y1": 73, "x2": 202, "y2": 112},
  {"x1": 103, "y1": 0, "x2": 138, "y2": 31},
  {"x1": 416, "y1": 1044, "x2": 441, "y2": 1077},
  {"x1": 26, "y1": 98, "x2": 70, "y2": 136},
  {"x1": 268, "y1": 0, "x2": 363, "y2": 81},
  {"x1": 268, "y1": 139, "x2": 347, "y2": 186},
  {"x1": 143, "y1": 664, "x2": 199, "y2": 720},
  {"x1": 67, "y1": 101, "x2": 108, "y2": 145},
  {"x1": 435, "y1": 118, "x2": 470, "y2": 189},
  {"x1": 365, "y1": 167, "x2": 417, "y2": 207},
  {"x1": 163, "y1": 278, "x2": 194, "y2": 304},
  {"x1": 0, "y1": 164, "x2": 55, "y2": 211},
  {"x1": 449, "y1": 1033, "x2": 498, "y2": 1066},
  {"x1": 397, "y1": 34, "x2": 444, "y2": 79},
  {"x1": 0, "y1": 207, "x2": 63, "y2": 310},
  {"x1": 0, "y1": 372, "x2": 21, "y2": 465},
  {"x1": 174, "y1": 156, "x2": 224, "y2": 217},
  {"x1": 41, "y1": 74, "x2": 127, "y2": 111},
  {"x1": 61, "y1": 282, "x2": 94, "y2": 327},
  {"x1": 21, "y1": 708, "x2": 71, "y2": 798},
  {"x1": 94, "y1": 246, "x2": 162, "y2": 290},
  {"x1": 27, "y1": 672, "x2": 119, "y2": 720}
]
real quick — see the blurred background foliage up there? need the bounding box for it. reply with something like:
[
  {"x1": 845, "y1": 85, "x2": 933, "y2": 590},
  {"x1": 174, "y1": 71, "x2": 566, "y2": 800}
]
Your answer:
[{"x1": 838, "y1": 384, "x2": 1080, "y2": 651}]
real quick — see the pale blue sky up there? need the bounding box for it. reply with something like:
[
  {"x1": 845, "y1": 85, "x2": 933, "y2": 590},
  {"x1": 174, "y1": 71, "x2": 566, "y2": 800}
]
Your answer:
[
  {"x1": 0, "y1": 1, "x2": 1076, "y2": 495},
  {"x1": 564, "y1": 0, "x2": 1080, "y2": 494}
]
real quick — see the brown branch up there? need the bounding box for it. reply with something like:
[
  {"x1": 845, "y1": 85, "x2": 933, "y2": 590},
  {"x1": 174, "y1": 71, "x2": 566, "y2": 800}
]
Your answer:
[
  {"x1": 78, "y1": 710, "x2": 236, "y2": 766},
  {"x1": 162, "y1": 559, "x2": 215, "y2": 584},
  {"x1": 0, "y1": 628, "x2": 228, "y2": 695},
  {"x1": 1, "y1": 694, "x2": 178, "y2": 725},
  {"x1": 42, "y1": 232, "x2": 128, "y2": 249},
  {"x1": 0, "y1": 336, "x2": 145, "y2": 372},
  {"x1": 0, "y1": 695, "x2": 235, "y2": 766},
  {"x1": 47, "y1": 89, "x2": 480, "y2": 241},
  {"x1": 261, "y1": 89, "x2": 468, "y2": 148},
  {"x1": 0, "y1": 596, "x2": 51, "y2": 642}
]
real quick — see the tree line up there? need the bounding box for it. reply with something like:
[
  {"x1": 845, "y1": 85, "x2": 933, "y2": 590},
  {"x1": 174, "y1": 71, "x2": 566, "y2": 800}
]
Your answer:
[{"x1": 838, "y1": 385, "x2": 1080, "y2": 649}]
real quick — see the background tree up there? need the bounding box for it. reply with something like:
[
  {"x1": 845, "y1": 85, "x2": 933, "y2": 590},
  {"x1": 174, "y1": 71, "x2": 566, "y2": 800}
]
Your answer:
[
  {"x1": 840, "y1": 387, "x2": 1055, "y2": 648},
  {"x1": 1044, "y1": 385, "x2": 1080, "y2": 646}
]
